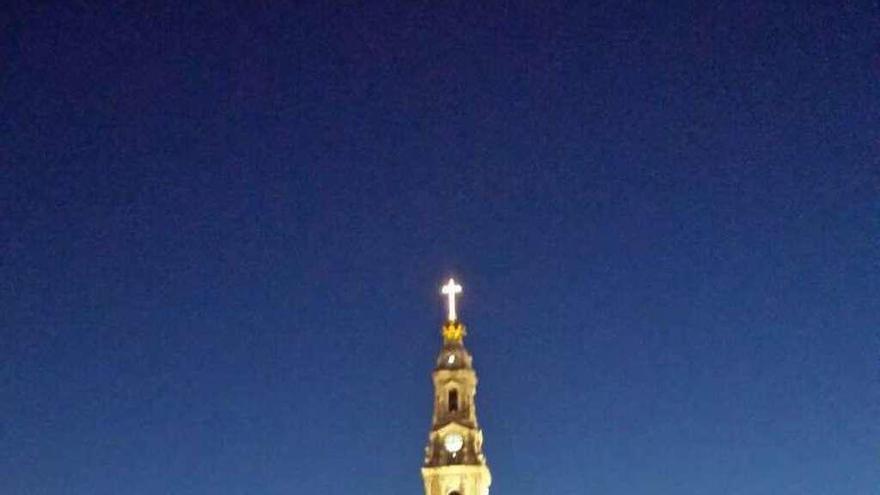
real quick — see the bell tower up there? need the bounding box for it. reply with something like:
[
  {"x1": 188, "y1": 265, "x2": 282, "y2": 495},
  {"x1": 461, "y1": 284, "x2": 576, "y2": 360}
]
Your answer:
[{"x1": 421, "y1": 279, "x2": 492, "y2": 495}]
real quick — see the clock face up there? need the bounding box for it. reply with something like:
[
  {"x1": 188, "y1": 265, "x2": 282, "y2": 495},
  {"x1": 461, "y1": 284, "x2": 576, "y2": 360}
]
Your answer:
[{"x1": 443, "y1": 433, "x2": 464, "y2": 453}]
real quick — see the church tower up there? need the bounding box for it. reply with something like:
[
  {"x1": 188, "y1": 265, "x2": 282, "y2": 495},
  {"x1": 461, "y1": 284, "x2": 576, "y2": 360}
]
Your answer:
[{"x1": 421, "y1": 279, "x2": 492, "y2": 495}]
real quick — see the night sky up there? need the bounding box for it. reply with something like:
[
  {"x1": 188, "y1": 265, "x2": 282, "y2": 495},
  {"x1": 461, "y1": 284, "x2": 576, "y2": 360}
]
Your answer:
[{"x1": 2, "y1": 2, "x2": 878, "y2": 494}]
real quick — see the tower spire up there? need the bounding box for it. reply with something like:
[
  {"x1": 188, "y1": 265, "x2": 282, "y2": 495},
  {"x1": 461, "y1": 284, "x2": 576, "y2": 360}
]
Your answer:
[{"x1": 422, "y1": 277, "x2": 491, "y2": 495}]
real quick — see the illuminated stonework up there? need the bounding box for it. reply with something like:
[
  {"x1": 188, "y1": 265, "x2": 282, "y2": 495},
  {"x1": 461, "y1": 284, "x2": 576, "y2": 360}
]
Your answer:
[{"x1": 422, "y1": 279, "x2": 491, "y2": 495}]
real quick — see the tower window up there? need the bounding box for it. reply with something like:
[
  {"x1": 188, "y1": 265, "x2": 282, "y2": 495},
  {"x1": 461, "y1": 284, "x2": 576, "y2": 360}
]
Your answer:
[{"x1": 448, "y1": 389, "x2": 459, "y2": 412}]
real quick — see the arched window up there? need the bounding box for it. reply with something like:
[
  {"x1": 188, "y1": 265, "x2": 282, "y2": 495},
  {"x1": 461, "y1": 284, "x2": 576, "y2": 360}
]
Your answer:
[
  {"x1": 449, "y1": 491, "x2": 461, "y2": 495},
  {"x1": 448, "y1": 389, "x2": 459, "y2": 412}
]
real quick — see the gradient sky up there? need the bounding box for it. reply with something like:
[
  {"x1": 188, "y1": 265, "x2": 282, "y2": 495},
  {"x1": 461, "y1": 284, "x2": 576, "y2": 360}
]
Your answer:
[{"x1": 2, "y1": 2, "x2": 878, "y2": 494}]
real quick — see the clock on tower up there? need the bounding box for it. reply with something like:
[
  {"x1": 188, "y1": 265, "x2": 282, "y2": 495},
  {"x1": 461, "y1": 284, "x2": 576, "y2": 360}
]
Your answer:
[{"x1": 421, "y1": 278, "x2": 492, "y2": 495}]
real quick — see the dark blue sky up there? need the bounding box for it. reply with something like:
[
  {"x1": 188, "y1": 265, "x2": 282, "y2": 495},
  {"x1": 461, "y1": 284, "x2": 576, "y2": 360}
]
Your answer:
[{"x1": 2, "y1": 2, "x2": 878, "y2": 494}]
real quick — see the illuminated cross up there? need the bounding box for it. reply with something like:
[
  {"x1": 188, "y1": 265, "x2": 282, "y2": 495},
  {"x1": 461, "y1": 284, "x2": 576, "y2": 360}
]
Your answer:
[{"x1": 441, "y1": 278, "x2": 463, "y2": 322}]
